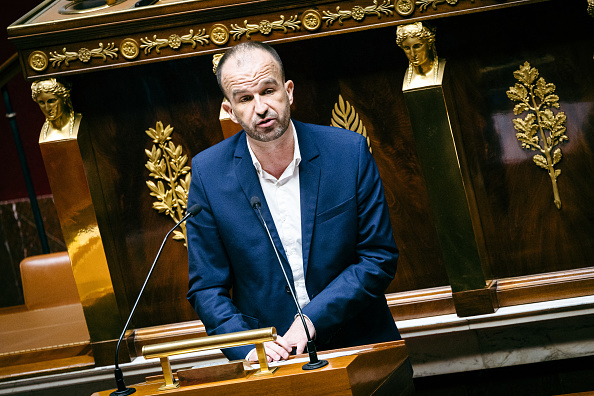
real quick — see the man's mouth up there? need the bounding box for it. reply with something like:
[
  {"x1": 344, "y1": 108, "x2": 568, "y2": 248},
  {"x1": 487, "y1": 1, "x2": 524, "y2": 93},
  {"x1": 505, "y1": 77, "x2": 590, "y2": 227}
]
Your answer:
[{"x1": 257, "y1": 118, "x2": 276, "y2": 128}]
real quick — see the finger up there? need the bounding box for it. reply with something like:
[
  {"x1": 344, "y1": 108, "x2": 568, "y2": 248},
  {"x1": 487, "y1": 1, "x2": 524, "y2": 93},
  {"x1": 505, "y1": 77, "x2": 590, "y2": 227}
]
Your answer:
[
  {"x1": 295, "y1": 341, "x2": 306, "y2": 356},
  {"x1": 267, "y1": 342, "x2": 290, "y2": 360},
  {"x1": 274, "y1": 336, "x2": 293, "y2": 353}
]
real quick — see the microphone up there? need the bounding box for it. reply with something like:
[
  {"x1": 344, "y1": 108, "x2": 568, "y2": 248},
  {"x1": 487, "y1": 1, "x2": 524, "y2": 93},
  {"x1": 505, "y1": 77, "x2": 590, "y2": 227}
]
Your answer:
[
  {"x1": 250, "y1": 196, "x2": 328, "y2": 371},
  {"x1": 110, "y1": 204, "x2": 202, "y2": 395}
]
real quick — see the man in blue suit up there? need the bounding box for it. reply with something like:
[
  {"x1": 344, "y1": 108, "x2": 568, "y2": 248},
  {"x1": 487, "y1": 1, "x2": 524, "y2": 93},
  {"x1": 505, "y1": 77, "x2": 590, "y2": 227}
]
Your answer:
[{"x1": 187, "y1": 41, "x2": 400, "y2": 362}]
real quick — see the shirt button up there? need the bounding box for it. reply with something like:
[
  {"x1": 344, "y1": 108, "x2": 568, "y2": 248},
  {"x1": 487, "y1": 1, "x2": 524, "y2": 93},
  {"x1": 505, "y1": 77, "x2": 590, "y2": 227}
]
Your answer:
[{"x1": 285, "y1": 285, "x2": 292, "y2": 294}]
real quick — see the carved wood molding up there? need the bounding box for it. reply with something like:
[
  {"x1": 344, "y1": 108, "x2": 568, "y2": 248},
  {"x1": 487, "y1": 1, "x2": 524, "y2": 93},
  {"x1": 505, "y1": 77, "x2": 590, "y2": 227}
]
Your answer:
[
  {"x1": 8, "y1": 0, "x2": 547, "y2": 79},
  {"x1": 129, "y1": 266, "x2": 594, "y2": 353}
]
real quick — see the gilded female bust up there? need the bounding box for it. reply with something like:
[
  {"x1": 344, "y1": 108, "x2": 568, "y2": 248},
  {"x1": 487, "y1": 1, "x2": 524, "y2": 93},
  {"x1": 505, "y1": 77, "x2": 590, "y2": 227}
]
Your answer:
[
  {"x1": 31, "y1": 79, "x2": 81, "y2": 142},
  {"x1": 396, "y1": 22, "x2": 446, "y2": 90}
]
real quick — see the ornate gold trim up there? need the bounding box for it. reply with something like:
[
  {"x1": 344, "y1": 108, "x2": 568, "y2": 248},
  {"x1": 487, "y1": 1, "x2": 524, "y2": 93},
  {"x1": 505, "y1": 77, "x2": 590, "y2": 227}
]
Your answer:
[
  {"x1": 140, "y1": 30, "x2": 209, "y2": 54},
  {"x1": 395, "y1": 0, "x2": 415, "y2": 16},
  {"x1": 28, "y1": 51, "x2": 49, "y2": 72},
  {"x1": 415, "y1": 0, "x2": 478, "y2": 12},
  {"x1": 49, "y1": 43, "x2": 118, "y2": 67},
  {"x1": 230, "y1": 15, "x2": 301, "y2": 40},
  {"x1": 29, "y1": 1, "x2": 406, "y2": 73},
  {"x1": 322, "y1": 0, "x2": 394, "y2": 26},
  {"x1": 210, "y1": 24, "x2": 230, "y2": 46},
  {"x1": 506, "y1": 61, "x2": 569, "y2": 210},
  {"x1": 145, "y1": 122, "x2": 192, "y2": 245},
  {"x1": 331, "y1": 94, "x2": 372, "y2": 153},
  {"x1": 120, "y1": 38, "x2": 140, "y2": 60},
  {"x1": 302, "y1": 10, "x2": 322, "y2": 31}
]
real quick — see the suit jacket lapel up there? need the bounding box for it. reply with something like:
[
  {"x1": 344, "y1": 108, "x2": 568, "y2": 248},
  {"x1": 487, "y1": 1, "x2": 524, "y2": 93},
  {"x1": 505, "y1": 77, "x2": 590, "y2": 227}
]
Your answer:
[
  {"x1": 295, "y1": 121, "x2": 320, "y2": 279},
  {"x1": 233, "y1": 133, "x2": 291, "y2": 269}
]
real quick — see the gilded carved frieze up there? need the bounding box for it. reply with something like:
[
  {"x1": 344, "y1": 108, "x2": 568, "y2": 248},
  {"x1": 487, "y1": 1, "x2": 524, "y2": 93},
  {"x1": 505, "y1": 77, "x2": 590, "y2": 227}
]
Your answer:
[
  {"x1": 24, "y1": 0, "x2": 504, "y2": 75},
  {"x1": 322, "y1": 0, "x2": 394, "y2": 26},
  {"x1": 506, "y1": 62, "x2": 569, "y2": 210},
  {"x1": 49, "y1": 42, "x2": 118, "y2": 68},
  {"x1": 140, "y1": 30, "x2": 209, "y2": 55},
  {"x1": 230, "y1": 15, "x2": 301, "y2": 40}
]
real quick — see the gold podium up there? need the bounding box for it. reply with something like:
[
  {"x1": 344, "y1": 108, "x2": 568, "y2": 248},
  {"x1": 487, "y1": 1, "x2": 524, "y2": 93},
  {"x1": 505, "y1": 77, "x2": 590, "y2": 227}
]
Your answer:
[{"x1": 93, "y1": 340, "x2": 413, "y2": 396}]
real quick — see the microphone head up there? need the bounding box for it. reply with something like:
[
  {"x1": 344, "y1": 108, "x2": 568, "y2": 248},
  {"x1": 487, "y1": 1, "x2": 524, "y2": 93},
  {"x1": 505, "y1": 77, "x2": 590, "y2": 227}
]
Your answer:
[
  {"x1": 187, "y1": 204, "x2": 202, "y2": 217},
  {"x1": 250, "y1": 196, "x2": 261, "y2": 209}
]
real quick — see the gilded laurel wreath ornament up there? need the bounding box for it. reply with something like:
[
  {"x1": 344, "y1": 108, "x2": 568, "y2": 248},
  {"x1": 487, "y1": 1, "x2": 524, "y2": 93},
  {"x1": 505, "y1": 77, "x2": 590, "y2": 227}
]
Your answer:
[
  {"x1": 230, "y1": 15, "x2": 301, "y2": 40},
  {"x1": 145, "y1": 122, "x2": 192, "y2": 245},
  {"x1": 322, "y1": 0, "x2": 394, "y2": 26},
  {"x1": 49, "y1": 43, "x2": 118, "y2": 67},
  {"x1": 140, "y1": 29, "x2": 209, "y2": 54},
  {"x1": 331, "y1": 95, "x2": 372, "y2": 153},
  {"x1": 506, "y1": 62, "x2": 569, "y2": 210}
]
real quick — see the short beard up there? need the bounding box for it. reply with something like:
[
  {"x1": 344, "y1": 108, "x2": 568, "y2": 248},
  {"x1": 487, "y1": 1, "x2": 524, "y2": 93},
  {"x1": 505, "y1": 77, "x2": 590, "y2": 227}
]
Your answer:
[{"x1": 241, "y1": 105, "x2": 291, "y2": 143}]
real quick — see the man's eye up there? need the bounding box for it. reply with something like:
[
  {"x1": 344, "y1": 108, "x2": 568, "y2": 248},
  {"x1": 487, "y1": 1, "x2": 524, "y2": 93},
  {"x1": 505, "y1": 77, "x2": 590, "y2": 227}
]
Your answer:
[
  {"x1": 239, "y1": 96, "x2": 251, "y2": 103},
  {"x1": 263, "y1": 89, "x2": 274, "y2": 95}
]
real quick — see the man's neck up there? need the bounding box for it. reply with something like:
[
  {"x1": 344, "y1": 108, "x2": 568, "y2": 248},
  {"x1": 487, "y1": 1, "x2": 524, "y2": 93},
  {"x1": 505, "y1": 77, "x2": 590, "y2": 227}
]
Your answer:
[{"x1": 248, "y1": 124, "x2": 295, "y2": 179}]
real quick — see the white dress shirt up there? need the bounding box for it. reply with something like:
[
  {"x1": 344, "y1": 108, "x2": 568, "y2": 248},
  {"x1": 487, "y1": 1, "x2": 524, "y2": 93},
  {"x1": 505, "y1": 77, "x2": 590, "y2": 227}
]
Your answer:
[{"x1": 247, "y1": 123, "x2": 310, "y2": 308}]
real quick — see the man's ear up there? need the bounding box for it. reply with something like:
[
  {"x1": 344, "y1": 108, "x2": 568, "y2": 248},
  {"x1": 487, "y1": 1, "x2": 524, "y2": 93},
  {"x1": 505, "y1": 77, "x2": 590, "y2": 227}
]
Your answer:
[
  {"x1": 285, "y1": 80, "x2": 294, "y2": 105},
  {"x1": 221, "y1": 100, "x2": 238, "y2": 123}
]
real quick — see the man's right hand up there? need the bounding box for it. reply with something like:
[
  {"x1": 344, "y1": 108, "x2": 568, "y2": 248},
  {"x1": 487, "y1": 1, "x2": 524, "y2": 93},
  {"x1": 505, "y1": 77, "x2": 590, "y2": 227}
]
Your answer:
[{"x1": 246, "y1": 336, "x2": 292, "y2": 362}]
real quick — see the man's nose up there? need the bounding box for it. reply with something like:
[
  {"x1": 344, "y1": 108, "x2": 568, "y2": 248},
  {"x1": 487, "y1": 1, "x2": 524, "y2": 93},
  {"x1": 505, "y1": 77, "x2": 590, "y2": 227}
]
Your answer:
[{"x1": 254, "y1": 96, "x2": 268, "y2": 116}]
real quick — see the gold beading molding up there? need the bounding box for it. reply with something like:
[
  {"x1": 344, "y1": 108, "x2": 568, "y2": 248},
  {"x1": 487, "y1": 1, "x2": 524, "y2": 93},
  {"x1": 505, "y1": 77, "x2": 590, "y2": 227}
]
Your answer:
[
  {"x1": 323, "y1": 0, "x2": 394, "y2": 26},
  {"x1": 506, "y1": 61, "x2": 569, "y2": 210},
  {"x1": 49, "y1": 42, "x2": 118, "y2": 67},
  {"x1": 230, "y1": 15, "x2": 301, "y2": 40}
]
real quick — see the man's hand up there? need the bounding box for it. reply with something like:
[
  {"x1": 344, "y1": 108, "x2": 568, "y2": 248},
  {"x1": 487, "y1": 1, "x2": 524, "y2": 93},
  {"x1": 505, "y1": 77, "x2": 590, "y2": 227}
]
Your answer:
[
  {"x1": 246, "y1": 337, "x2": 292, "y2": 362},
  {"x1": 282, "y1": 316, "x2": 316, "y2": 355}
]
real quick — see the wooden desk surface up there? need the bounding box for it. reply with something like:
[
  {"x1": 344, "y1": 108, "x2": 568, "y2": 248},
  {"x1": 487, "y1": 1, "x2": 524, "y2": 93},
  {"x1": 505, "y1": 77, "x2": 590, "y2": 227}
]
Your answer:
[{"x1": 93, "y1": 340, "x2": 411, "y2": 396}]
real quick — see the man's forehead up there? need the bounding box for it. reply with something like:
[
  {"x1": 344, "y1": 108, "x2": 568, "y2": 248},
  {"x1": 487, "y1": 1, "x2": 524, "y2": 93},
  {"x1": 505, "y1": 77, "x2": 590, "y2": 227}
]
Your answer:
[{"x1": 222, "y1": 49, "x2": 279, "y2": 77}]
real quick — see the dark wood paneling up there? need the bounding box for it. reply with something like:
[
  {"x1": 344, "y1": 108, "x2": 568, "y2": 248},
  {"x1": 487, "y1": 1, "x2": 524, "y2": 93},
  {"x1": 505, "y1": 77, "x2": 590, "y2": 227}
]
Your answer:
[
  {"x1": 45, "y1": 0, "x2": 594, "y2": 330},
  {"x1": 70, "y1": 55, "x2": 225, "y2": 328},
  {"x1": 439, "y1": 1, "x2": 594, "y2": 278}
]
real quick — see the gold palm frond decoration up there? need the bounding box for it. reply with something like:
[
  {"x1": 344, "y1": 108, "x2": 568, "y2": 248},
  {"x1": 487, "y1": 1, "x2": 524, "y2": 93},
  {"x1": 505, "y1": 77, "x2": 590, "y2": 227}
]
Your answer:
[
  {"x1": 145, "y1": 121, "x2": 192, "y2": 246},
  {"x1": 331, "y1": 94, "x2": 372, "y2": 153},
  {"x1": 506, "y1": 61, "x2": 569, "y2": 210}
]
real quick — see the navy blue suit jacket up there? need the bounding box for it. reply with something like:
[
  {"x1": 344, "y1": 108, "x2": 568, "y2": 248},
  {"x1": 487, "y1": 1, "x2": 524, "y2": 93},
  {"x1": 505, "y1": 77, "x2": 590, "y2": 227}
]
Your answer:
[{"x1": 186, "y1": 120, "x2": 400, "y2": 360}]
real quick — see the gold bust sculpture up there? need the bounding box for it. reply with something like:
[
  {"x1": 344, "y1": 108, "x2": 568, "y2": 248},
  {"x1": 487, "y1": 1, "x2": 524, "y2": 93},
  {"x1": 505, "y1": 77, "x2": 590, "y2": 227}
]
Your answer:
[
  {"x1": 396, "y1": 22, "x2": 446, "y2": 90},
  {"x1": 31, "y1": 78, "x2": 81, "y2": 142}
]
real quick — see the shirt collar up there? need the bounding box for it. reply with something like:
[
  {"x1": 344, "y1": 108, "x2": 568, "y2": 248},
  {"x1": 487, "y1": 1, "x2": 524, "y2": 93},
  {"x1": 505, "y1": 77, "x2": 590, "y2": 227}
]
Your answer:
[{"x1": 247, "y1": 121, "x2": 301, "y2": 180}]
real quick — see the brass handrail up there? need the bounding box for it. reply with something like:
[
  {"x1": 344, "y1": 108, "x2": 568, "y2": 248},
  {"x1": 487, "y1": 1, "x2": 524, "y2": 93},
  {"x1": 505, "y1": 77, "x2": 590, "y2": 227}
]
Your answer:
[{"x1": 142, "y1": 327, "x2": 278, "y2": 391}]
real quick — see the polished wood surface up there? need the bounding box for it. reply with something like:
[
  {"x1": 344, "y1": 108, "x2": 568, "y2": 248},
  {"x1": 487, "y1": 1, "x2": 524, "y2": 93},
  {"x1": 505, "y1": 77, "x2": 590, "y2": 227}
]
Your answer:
[
  {"x1": 0, "y1": 343, "x2": 93, "y2": 381},
  {"x1": 93, "y1": 341, "x2": 412, "y2": 396}
]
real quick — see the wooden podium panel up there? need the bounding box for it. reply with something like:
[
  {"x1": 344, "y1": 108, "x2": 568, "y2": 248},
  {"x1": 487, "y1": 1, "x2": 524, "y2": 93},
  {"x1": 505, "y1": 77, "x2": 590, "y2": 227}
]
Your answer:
[{"x1": 93, "y1": 341, "x2": 413, "y2": 396}]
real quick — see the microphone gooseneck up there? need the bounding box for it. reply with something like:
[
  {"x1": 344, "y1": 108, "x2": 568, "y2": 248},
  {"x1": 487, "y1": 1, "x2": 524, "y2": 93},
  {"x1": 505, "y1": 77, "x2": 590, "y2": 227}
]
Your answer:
[
  {"x1": 250, "y1": 196, "x2": 328, "y2": 371},
  {"x1": 110, "y1": 204, "x2": 202, "y2": 395}
]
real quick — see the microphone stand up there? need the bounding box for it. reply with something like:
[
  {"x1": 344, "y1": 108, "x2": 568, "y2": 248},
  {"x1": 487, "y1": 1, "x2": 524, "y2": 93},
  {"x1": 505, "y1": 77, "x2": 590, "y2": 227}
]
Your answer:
[
  {"x1": 251, "y1": 196, "x2": 328, "y2": 370},
  {"x1": 109, "y1": 204, "x2": 202, "y2": 395}
]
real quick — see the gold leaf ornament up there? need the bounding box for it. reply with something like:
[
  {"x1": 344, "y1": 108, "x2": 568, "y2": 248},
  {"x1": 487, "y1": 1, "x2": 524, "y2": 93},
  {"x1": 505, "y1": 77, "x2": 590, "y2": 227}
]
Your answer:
[
  {"x1": 506, "y1": 62, "x2": 569, "y2": 209},
  {"x1": 331, "y1": 95, "x2": 372, "y2": 153},
  {"x1": 145, "y1": 121, "x2": 192, "y2": 246}
]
